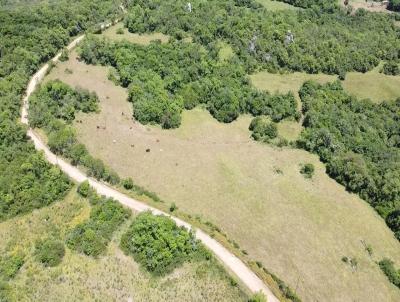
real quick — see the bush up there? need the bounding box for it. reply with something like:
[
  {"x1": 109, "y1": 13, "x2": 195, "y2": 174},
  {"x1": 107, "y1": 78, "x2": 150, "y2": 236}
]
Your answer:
[
  {"x1": 116, "y1": 28, "x2": 124, "y2": 34},
  {"x1": 249, "y1": 117, "x2": 278, "y2": 142},
  {"x1": 379, "y1": 258, "x2": 400, "y2": 288},
  {"x1": 0, "y1": 254, "x2": 24, "y2": 280},
  {"x1": 248, "y1": 292, "x2": 267, "y2": 302},
  {"x1": 382, "y1": 61, "x2": 400, "y2": 76},
  {"x1": 122, "y1": 177, "x2": 134, "y2": 190},
  {"x1": 35, "y1": 238, "x2": 65, "y2": 267},
  {"x1": 77, "y1": 180, "x2": 91, "y2": 198},
  {"x1": 300, "y1": 163, "x2": 315, "y2": 179},
  {"x1": 59, "y1": 48, "x2": 69, "y2": 62},
  {"x1": 120, "y1": 211, "x2": 199, "y2": 275}
]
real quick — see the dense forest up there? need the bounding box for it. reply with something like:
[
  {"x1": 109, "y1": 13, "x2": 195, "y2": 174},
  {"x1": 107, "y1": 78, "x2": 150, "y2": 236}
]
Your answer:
[
  {"x1": 79, "y1": 36, "x2": 297, "y2": 128},
  {"x1": 298, "y1": 81, "x2": 400, "y2": 240},
  {"x1": 123, "y1": 0, "x2": 399, "y2": 76},
  {"x1": 0, "y1": 0, "x2": 127, "y2": 223}
]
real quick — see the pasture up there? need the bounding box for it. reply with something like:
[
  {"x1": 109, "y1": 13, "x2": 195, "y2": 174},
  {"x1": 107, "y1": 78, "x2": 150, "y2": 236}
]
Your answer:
[{"x1": 43, "y1": 49, "x2": 400, "y2": 302}]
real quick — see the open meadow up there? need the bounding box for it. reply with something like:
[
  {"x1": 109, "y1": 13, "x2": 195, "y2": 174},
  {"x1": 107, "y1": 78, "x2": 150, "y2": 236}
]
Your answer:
[
  {"x1": 43, "y1": 46, "x2": 400, "y2": 302},
  {"x1": 0, "y1": 189, "x2": 247, "y2": 302}
]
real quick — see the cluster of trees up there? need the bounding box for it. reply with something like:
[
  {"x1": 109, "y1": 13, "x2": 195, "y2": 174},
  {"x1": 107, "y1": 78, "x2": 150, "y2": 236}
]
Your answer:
[
  {"x1": 123, "y1": 0, "x2": 399, "y2": 75},
  {"x1": 67, "y1": 182, "x2": 131, "y2": 257},
  {"x1": 0, "y1": 0, "x2": 129, "y2": 222},
  {"x1": 79, "y1": 36, "x2": 297, "y2": 128},
  {"x1": 29, "y1": 80, "x2": 98, "y2": 128},
  {"x1": 379, "y1": 258, "x2": 400, "y2": 288},
  {"x1": 298, "y1": 81, "x2": 400, "y2": 240},
  {"x1": 120, "y1": 211, "x2": 204, "y2": 275},
  {"x1": 29, "y1": 81, "x2": 121, "y2": 184}
]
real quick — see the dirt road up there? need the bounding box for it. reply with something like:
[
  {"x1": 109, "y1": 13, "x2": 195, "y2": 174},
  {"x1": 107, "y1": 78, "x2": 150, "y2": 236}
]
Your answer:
[{"x1": 20, "y1": 29, "x2": 280, "y2": 302}]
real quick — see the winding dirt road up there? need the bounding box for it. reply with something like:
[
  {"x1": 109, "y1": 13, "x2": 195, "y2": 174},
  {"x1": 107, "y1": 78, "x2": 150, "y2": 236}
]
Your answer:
[{"x1": 20, "y1": 29, "x2": 280, "y2": 302}]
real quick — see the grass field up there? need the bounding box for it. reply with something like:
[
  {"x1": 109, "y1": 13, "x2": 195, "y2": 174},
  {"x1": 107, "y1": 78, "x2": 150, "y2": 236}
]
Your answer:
[
  {"x1": 43, "y1": 50, "x2": 400, "y2": 302},
  {"x1": 343, "y1": 66, "x2": 400, "y2": 103},
  {"x1": 251, "y1": 68, "x2": 400, "y2": 104},
  {"x1": 0, "y1": 189, "x2": 247, "y2": 302},
  {"x1": 102, "y1": 23, "x2": 169, "y2": 45},
  {"x1": 256, "y1": 0, "x2": 297, "y2": 10}
]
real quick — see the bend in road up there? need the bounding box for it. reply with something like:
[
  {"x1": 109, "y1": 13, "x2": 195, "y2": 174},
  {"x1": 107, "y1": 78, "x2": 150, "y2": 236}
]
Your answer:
[{"x1": 20, "y1": 26, "x2": 280, "y2": 302}]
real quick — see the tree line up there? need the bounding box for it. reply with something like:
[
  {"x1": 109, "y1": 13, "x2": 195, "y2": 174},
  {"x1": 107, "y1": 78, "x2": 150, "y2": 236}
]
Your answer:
[
  {"x1": 123, "y1": 0, "x2": 399, "y2": 76},
  {"x1": 298, "y1": 81, "x2": 400, "y2": 240},
  {"x1": 79, "y1": 36, "x2": 298, "y2": 128}
]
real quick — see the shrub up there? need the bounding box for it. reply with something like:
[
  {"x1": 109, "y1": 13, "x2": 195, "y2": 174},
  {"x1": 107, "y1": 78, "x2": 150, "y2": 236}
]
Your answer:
[
  {"x1": 382, "y1": 61, "x2": 400, "y2": 76},
  {"x1": 248, "y1": 292, "x2": 267, "y2": 302},
  {"x1": 120, "y1": 211, "x2": 199, "y2": 275},
  {"x1": 59, "y1": 48, "x2": 69, "y2": 62},
  {"x1": 169, "y1": 202, "x2": 177, "y2": 212},
  {"x1": 249, "y1": 117, "x2": 278, "y2": 142},
  {"x1": 116, "y1": 28, "x2": 124, "y2": 34},
  {"x1": 379, "y1": 258, "x2": 400, "y2": 288},
  {"x1": 77, "y1": 180, "x2": 91, "y2": 198},
  {"x1": 35, "y1": 238, "x2": 65, "y2": 267},
  {"x1": 300, "y1": 163, "x2": 315, "y2": 179},
  {"x1": 122, "y1": 177, "x2": 134, "y2": 190},
  {"x1": 0, "y1": 253, "x2": 25, "y2": 280}
]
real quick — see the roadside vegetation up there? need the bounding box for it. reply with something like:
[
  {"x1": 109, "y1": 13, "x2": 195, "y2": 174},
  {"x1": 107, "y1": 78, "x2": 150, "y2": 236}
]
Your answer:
[{"x1": 0, "y1": 190, "x2": 248, "y2": 302}]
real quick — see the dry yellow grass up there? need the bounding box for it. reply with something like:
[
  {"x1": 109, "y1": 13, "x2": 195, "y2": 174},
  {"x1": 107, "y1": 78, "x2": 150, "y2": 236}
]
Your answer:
[
  {"x1": 343, "y1": 67, "x2": 400, "y2": 103},
  {"x1": 102, "y1": 23, "x2": 169, "y2": 45},
  {"x1": 44, "y1": 49, "x2": 400, "y2": 302},
  {"x1": 0, "y1": 190, "x2": 247, "y2": 302}
]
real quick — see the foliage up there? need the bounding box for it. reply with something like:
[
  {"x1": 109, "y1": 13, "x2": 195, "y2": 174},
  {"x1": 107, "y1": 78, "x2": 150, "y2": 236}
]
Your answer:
[
  {"x1": 383, "y1": 61, "x2": 400, "y2": 76},
  {"x1": 249, "y1": 117, "x2": 278, "y2": 142},
  {"x1": 298, "y1": 81, "x2": 400, "y2": 239},
  {"x1": 379, "y1": 258, "x2": 400, "y2": 288},
  {"x1": 79, "y1": 36, "x2": 298, "y2": 127},
  {"x1": 0, "y1": 253, "x2": 24, "y2": 280},
  {"x1": 35, "y1": 238, "x2": 65, "y2": 267},
  {"x1": 122, "y1": 0, "x2": 399, "y2": 75},
  {"x1": 248, "y1": 292, "x2": 267, "y2": 302},
  {"x1": 300, "y1": 163, "x2": 315, "y2": 179},
  {"x1": 67, "y1": 187, "x2": 131, "y2": 257},
  {"x1": 59, "y1": 48, "x2": 69, "y2": 62},
  {"x1": 388, "y1": 0, "x2": 400, "y2": 12},
  {"x1": 120, "y1": 211, "x2": 200, "y2": 275},
  {"x1": 29, "y1": 81, "x2": 120, "y2": 184},
  {"x1": 0, "y1": 0, "x2": 127, "y2": 222}
]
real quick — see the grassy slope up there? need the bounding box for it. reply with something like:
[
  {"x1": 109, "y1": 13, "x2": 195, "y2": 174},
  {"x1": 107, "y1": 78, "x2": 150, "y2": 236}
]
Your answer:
[
  {"x1": 44, "y1": 50, "x2": 400, "y2": 302},
  {"x1": 0, "y1": 190, "x2": 247, "y2": 302}
]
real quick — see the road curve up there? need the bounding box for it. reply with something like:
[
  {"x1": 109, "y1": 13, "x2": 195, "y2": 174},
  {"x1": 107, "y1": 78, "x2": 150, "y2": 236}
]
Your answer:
[{"x1": 20, "y1": 30, "x2": 280, "y2": 302}]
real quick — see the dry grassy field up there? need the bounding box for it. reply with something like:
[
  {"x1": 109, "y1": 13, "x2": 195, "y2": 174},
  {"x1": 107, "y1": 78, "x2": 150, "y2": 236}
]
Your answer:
[
  {"x1": 43, "y1": 47, "x2": 400, "y2": 302},
  {"x1": 0, "y1": 190, "x2": 247, "y2": 302},
  {"x1": 251, "y1": 68, "x2": 400, "y2": 104}
]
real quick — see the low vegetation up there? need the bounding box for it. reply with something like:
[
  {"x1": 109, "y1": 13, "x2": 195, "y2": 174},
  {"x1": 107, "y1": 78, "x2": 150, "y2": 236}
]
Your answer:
[
  {"x1": 379, "y1": 258, "x2": 400, "y2": 288},
  {"x1": 34, "y1": 238, "x2": 65, "y2": 267},
  {"x1": 298, "y1": 81, "x2": 400, "y2": 239}
]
